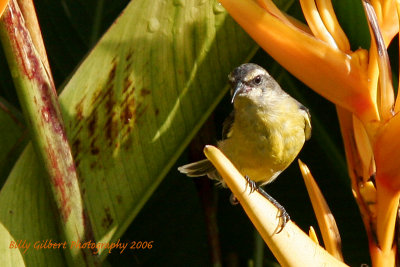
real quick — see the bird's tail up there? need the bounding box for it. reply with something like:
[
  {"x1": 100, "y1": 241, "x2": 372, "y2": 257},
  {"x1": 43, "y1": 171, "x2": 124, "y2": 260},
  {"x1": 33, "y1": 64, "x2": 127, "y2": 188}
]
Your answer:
[{"x1": 178, "y1": 159, "x2": 216, "y2": 178}]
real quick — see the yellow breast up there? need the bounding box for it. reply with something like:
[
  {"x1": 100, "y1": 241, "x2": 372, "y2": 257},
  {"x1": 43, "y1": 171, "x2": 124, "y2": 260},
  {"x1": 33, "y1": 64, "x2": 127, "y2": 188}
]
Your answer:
[{"x1": 218, "y1": 100, "x2": 306, "y2": 185}]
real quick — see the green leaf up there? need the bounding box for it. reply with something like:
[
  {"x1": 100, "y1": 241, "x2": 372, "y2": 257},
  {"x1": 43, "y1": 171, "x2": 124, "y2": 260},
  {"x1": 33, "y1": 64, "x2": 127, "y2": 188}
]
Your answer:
[
  {"x1": 332, "y1": 0, "x2": 370, "y2": 49},
  {"x1": 0, "y1": 145, "x2": 65, "y2": 267},
  {"x1": 0, "y1": 98, "x2": 27, "y2": 185},
  {"x1": 0, "y1": 0, "x2": 257, "y2": 264}
]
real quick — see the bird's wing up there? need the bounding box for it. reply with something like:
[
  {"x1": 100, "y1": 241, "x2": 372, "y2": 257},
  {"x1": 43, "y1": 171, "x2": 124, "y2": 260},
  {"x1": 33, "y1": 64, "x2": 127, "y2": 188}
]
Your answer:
[
  {"x1": 178, "y1": 159, "x2": 216, "y2": 177},
  {"x1": 299, "y1": 104, "x2": 312, "y2": 140},
  {"x1": 178, "y1": 110, "x2": 235, "y2": 180},
  {"x1": 222, "y1": 110, "x2": 235, "y2": 140}
]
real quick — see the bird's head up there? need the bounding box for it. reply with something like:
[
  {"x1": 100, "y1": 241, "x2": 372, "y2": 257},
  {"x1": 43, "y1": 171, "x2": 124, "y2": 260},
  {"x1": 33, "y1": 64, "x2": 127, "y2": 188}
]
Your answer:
[{"x1": 228, "y1": 63, "x2": 276, "y2": 104}]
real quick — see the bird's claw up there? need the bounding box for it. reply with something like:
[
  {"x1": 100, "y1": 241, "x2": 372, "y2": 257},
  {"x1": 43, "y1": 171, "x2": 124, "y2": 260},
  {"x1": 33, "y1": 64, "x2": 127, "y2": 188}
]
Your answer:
[
  {"x1": 275, "y1": 205, "x2": 290, "y2": 234},
  {"x1": 230, "y1": 193, "x2": 239, "y2": 205},
  {"x1": 234, "y1": 175, "x2": 290, "y2": 233},
  {"x1": 244, "y1": 175, "x2": 257, "y2": 194},
  {"x1": 255, "y1": 186, "x2": 290, "y2": 234}
]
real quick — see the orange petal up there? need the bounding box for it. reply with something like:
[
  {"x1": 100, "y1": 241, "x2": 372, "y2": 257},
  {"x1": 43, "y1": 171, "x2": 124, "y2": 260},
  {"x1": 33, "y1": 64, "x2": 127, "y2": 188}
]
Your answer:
[
  {"x1": 370, "y1": 0, "x2": 399, "y2": 45},
  {"x1": 374, "y1": 113, "x2": 400, "y2": 190},
  {"x1": 308, "y1": 226, "x2": 320, "y2": 245},
  {"x1": 336, "y1": 107, "x2": 374, "y2": 227},
  {"x1": 315, "y1": 0, "x2": 350, "y2": 52},
  {"x1": 363, "y1": 0, "x2": 394, "y2": 121},
  {"x1": 219, "y1": 0, "x2": 379, "y2": 123},
  {"x1": 352, "y1": 114, "x2": 375, "y2": 180},
  {"x1": 358, "y1": 181, "x2": 377, "y2": 220},
  {"x1": 375, "y1": 178, "x2": 399, "y2": 257},
  {"x1": 298, "y1": 160, "x2": 343, "y2": 261},
  {"x1": 374, "y1": 113, "x2": 400, "y2": 255},
  {"x1": 256, "y1": 0, "x2": 293, "y2": 26},
  {"x1": 0, "y1": 0, "x2": 9, "y2": 17},
  {"x1": 300, "y1": 0, "x2": 338, "y2": 48},
  {"x1": 394, "y1": 1, "x2": 400, "y2": 113},
  {"x1": 257, "y1": 0, "x2": 312, "y2": 33}
]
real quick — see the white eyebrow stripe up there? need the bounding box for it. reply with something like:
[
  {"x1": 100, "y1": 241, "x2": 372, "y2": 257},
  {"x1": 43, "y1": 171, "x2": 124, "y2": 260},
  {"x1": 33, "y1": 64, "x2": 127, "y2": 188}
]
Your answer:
[{"x1": 243, "y1": 68, "x2": 268, "y2": 82}]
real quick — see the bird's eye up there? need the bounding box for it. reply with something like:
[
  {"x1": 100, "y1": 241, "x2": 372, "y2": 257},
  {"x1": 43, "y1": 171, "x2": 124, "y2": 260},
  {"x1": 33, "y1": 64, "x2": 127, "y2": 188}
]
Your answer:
[{"x1": 253, "y1": 75, "x2": 262, "y2": 85}]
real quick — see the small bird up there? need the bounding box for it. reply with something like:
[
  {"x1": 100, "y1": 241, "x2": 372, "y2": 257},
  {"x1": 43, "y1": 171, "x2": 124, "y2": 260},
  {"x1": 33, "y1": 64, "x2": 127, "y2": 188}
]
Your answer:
[{"x1": 178, "y1": 63, "x2": 311, "y2": 229}]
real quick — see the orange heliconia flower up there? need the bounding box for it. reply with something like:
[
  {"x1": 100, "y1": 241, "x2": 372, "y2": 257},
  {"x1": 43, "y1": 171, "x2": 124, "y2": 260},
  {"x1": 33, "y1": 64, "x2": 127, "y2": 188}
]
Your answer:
[{"x1": 218, "y1": 0, "x2": 400, "y2": 266}]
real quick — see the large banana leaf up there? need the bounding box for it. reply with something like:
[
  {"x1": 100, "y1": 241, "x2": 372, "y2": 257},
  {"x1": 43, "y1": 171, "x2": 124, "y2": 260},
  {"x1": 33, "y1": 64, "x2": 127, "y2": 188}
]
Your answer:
[{"x1": 0, "y1": 0, "x2": 257, "y2": 265}]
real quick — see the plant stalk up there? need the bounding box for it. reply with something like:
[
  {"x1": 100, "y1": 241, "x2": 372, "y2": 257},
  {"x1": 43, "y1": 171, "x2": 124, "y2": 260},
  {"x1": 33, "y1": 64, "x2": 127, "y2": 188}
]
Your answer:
[{"x1": 0, "y1": 1, "x2": 96, "y2": 265}]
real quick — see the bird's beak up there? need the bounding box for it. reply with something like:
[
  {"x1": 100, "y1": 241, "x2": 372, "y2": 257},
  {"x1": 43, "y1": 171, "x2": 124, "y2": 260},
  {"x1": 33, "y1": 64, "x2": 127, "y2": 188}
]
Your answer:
[{"x1": 231, "y1": 81, "x2": 243, "y2": 104}]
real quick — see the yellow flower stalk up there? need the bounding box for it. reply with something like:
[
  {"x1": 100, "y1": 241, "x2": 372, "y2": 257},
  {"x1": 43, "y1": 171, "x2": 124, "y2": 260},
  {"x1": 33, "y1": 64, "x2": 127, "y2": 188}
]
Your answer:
[
  {"x1": 218, "y1": 0, "x2": 400, "y2": 265},
  {"x1": 204, "y1": 145, "x2": 348, "y2": 267}
]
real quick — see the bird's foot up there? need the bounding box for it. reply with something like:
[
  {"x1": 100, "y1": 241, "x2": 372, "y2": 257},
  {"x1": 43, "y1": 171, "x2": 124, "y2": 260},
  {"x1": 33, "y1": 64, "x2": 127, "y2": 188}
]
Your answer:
[
  {"x1": 244, "y1": 175, "x2": 257, "y2": 193},
  {"x1": 256, "y1": 186, "x2": 290, "y2": 234},
  {"x1": 231, "y1": 175, "x2": 290, "y2": 233},
  {"x1": 229, "y1": 193, "x2": 239, "y2": 205},
  {"x1": 229, "y1": 175, "x2": 256, "y2": 205}
]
